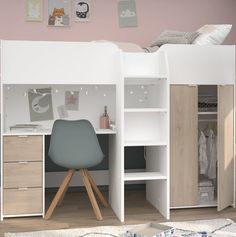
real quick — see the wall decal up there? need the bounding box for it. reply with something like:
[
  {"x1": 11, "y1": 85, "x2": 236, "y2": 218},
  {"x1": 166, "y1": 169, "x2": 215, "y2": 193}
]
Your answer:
[
  {"x1": 118, "y1": 0, "x2": 137, "y2": 28},
  {"x1": 74, "y1": 0, "x2": 91, "y2": 22},
  {"x1": 26, "y1": 0, "x2": 43, "y2": 21},
  {"x1": 48, "y1": 0, "x2": 70, "y2": 27},
  {"x1": 65, "y1": 91, "x2": 79, "y2": 110},
  {"x1": 28, "y1": 88, "x2": 54, "y2": 122}
]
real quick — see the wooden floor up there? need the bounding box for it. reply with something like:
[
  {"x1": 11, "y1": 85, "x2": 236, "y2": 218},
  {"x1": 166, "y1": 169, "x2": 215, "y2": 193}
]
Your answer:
[{"x1": 0, "y1": 189, "x2": 236, "y2": 236}]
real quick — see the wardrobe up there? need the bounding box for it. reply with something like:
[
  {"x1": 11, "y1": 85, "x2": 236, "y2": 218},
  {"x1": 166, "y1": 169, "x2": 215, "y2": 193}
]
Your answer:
[{"x1": 170, "y1": 84, "x2": 234, "y2": 211}]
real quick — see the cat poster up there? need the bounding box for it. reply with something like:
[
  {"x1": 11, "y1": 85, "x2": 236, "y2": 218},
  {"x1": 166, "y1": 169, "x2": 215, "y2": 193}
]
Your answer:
[
  {"x1": 48, "y1": 0, "x2": 70, "y2": 26},
  {"x1": 74, "y1": 0, "x2": 91, "y2": 22},
  {"x1": 26, "y1": 0, "x2": 43, "y2": 21}
]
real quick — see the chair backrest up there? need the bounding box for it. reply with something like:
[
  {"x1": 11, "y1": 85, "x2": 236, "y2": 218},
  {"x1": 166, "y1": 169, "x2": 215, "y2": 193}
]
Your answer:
[{"x1": 49, "y1": 119, "x2": 104, "y2": 169}]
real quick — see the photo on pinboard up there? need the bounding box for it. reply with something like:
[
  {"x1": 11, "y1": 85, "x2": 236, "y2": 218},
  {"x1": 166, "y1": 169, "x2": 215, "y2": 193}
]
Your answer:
[
  {"x1": 118, "y1": 0, "x2": 137, "y2": 28},
  {"x1": 28, "y1": 88, "x2": 54, "y2": 122},
  {"x1": 74, "y1": 0, "x2": 91, "y2": 22},
  {"x1": 65, "y1": 91, "x2": 79, "y2": 110},
  {"x1": 48, "y1": 0, "x2": 70, "y2": 26}
]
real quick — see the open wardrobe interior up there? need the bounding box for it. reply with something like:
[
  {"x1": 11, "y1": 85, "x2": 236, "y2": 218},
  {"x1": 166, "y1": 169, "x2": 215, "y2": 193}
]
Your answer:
[{"x1": 170, "y1": 84, "x2": 234, "y2": 211}]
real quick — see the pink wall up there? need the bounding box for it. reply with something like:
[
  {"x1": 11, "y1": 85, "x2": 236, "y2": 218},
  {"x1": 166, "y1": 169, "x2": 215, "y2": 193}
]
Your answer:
[{"x1": 0, "y1": 0, "x2": 236, "y2": 46}]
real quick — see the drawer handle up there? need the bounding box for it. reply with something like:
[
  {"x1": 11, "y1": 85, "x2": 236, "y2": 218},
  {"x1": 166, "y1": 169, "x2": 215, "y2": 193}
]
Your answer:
[
  {"x1": 18, "y1": 188, "x2": 28, "y2": 191},
  {"x1": 18, "y1": 161, "x2": 29, "y2": 164}
]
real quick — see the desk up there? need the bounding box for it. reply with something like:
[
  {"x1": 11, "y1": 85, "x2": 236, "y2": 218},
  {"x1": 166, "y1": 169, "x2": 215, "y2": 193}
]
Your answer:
[{"x1": 1, "y1": 128, "x2": 116, "y2": 220}]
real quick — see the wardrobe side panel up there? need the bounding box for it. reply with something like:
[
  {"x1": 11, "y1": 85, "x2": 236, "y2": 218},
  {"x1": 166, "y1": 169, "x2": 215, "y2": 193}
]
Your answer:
[
  {"x1": 170, "y1": 85, "x2": 198, "y2": 207},
  {"x1": 217, "y1": 85, "x2": 234, "y2": 211}
]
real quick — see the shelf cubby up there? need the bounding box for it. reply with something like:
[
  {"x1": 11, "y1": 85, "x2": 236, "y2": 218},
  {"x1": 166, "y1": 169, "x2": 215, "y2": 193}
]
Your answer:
[
  {"x1": 124, "y1": 112, "x2": 167, "y2": 144},
  {"x1": 124, "y1": 80, "x2": 167, "y2": 109}
]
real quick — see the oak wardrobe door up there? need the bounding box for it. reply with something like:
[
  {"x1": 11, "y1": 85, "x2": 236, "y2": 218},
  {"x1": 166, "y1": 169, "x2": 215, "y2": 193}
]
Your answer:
[
  {"x1": 217, "y1": 85, "x2": 234, "y2": 211},
  {"x1": 170, "y1": 85, "x2": 198, "y2": 207}
]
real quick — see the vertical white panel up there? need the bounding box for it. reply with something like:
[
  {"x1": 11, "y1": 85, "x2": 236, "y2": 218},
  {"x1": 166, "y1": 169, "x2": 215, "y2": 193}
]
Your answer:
[{"x1": 109, "y1": 51, "x2": 124, "y2": 222}]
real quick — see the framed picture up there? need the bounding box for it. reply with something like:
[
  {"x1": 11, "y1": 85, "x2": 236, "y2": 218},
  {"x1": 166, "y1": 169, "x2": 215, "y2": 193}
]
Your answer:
[
  {"x1": 118, "y1": 0, "x2": 138, "y2": 28},
  {"x1": 48, "y1": 0, "x2": 70, "y2": 27},
  {"x1": 26, "y1": 0, "x2": 43, "y2": 21},
  {"x1": 74, "y1": 0, "x2": 91, "y2": 22}
]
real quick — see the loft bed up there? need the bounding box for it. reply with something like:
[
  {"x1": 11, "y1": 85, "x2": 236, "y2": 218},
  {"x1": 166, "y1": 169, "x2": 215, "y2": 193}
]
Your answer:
[{"x1": 0, "y1": 40, "x2": 235, "y2": 222}]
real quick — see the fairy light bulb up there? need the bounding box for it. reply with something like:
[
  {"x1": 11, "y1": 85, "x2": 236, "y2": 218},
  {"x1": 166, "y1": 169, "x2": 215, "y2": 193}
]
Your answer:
[
  {"x1": 129, "y1": 90, "x2": 134, "y2": 95},
  {"x1": 85, "y1": 91, "x2": 88, "y2": 96},
  {"x1": 55, "y1": 89, "x2": 59, "y2": 93},
  {"x1": 144, "y1": 91, "x2": 148, "y2": 95},
  {"x1": 141, "y1": 85, "x2": 145, "y2": 89},
  {"x1": 103, "y1": 93, "x2": 107, "y2": 97},
  {"x1": 139, "y1": 98, "x2": 143, "y2": 103}
]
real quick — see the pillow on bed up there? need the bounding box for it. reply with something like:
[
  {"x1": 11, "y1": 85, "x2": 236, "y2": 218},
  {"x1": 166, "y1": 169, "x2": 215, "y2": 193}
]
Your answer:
[
  {"x1": 193, "y1": 24, "x2": 232, "y2": 45},
  {"x1": 151, "y1": 30, "x2": 200, "y2": 47}
]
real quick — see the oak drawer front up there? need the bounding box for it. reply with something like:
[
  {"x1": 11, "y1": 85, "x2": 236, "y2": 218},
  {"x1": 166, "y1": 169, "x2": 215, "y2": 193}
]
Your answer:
[
  {"x1": 3, "y1": 136, "x2": 43, "y2": 162},
  {"x1": 3, "y1": 188, "x2": 43, "y2": 215},
  {"x1": 4, "y1": 162, "x2": 43, "y2": 188}
]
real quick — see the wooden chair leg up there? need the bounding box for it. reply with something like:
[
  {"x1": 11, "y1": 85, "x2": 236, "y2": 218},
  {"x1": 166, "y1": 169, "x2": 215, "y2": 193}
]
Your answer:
[
  {"x1": 44, "y1": 169, "x2": 75, "y2": 220},
  {"x1": 80, "y1": 169, "x2": 103, "y2": 221},
  {"x1": 57, "y1": 170, "x2": 74, "y2": 207},
  {"x1": 84, "y1": 169, "x2": 109, "y2": 208}
]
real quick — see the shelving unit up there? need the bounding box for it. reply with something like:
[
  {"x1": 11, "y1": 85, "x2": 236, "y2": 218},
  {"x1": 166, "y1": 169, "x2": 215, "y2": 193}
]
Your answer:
[
  {"x1": 124, "y1": 172, "x2": 167, "y2": 181},
  {"x1": 120, "y1": 50, "x2": 170, "y2": 221}
]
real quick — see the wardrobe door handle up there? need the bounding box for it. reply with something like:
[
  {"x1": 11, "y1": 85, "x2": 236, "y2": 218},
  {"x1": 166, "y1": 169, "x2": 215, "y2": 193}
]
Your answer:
[
  {"x1": 18, "y1": 188, "x2": 28, "y2": 191},
  {"x1": 18, "y1": 161, "x2": 29, "y2": 165}
]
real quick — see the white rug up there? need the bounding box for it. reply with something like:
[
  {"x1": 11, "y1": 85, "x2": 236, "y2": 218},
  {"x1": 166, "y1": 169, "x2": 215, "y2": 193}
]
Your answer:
[{"x1": 5, "y1": 218, "x2": 236, "y2": 237}]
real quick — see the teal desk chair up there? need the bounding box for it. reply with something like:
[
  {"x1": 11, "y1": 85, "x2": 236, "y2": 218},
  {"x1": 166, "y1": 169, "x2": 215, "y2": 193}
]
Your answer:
[{"x1": 45, "y1": 119, "x2": 109, "y2": 221}]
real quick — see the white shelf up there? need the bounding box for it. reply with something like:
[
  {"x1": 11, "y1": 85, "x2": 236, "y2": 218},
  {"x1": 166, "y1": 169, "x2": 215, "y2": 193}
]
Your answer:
[
  {"x1": 124, "y1": 140, "x2": 167, "y2": 147},
  {"x1": 125, "y1": 76, "x2": 167, "y2": 85},
  {"x1": 198, "y1": 112, "x2": 217, "y2": 115},
  {"x1": 124, "y1": 108, "x2": 167, "y2": 113},
  {"x1": 124, "y1": 172, "x2": 167, "y2": 181}
]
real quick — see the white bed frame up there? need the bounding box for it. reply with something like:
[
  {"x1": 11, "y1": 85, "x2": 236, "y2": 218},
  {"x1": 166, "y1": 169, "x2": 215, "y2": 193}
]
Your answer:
[{"x1": 0, "y1": 40, "x2": 235, "y2": 222}]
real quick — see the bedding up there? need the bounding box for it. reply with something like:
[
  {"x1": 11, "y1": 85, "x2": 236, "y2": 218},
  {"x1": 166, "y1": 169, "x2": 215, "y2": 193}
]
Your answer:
[
  {"x1": 94, "y1": 24, "x2": 232, "y2": 53},
  {"x1": 150, "y1": 30, "x2": 200, "y2": 47},
  {"x1": 193, "y1": 24, "x2": 232, "y2": 45}
]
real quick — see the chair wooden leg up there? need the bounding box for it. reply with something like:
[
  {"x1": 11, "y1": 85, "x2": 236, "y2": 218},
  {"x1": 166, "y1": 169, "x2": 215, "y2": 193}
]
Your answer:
[
  {"x1": 80, "y1": 169, "x2": 103, "y2": 221},
  {"x1": 57, "y1": 170, "x2": 74, "y2": 207},
  {"x1": 44, "y1": 169, "x2": 75, "y2": 220},
  {"x1": 84, "y1": 169, "x2": 109, "y2": 208}
]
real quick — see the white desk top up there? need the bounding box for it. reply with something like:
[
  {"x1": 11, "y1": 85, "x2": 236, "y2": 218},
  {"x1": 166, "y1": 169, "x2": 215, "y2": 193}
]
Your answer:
[{"x1": 2, "y1": 128, "x2": 116, "y2": 136}]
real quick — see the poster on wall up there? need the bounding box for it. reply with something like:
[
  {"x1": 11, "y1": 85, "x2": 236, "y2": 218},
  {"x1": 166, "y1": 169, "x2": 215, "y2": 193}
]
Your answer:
[
  {"x1": 28, "y1": 88, "x2": 54, "y2": 122},
  {"x1": 65, "y1": 91, "x2": 79, "y2": 110},
  {"x1": 26, "y1": 0, "x2": 43, "y2": 21},
  {"x1": 74, "y1": 0, "x2": 91, "y2": 22},
  {"x1": 48, "y1": 0, "x2": 70, "y2": 26},
  {"x1": 118, "y1": 0, "x2": 137, "y2": 28}
]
